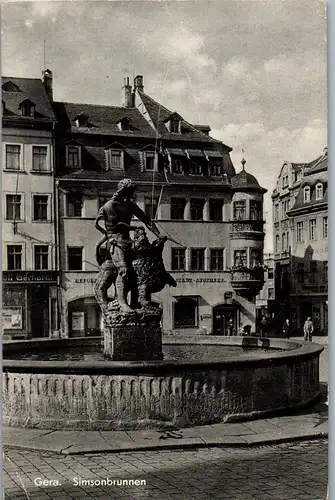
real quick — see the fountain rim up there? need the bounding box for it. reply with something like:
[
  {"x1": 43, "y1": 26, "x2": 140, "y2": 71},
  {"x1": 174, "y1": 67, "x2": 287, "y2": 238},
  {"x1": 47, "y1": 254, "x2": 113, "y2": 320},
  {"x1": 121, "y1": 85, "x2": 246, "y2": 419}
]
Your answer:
[{"x1": 3, "y1": 336, "x2": 323, "y2": 375}]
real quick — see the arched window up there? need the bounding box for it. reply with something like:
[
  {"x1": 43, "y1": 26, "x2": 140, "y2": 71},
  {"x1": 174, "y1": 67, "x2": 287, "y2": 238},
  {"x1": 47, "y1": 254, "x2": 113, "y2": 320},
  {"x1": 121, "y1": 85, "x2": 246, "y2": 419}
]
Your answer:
[
  {"x1": 315, "y1": 183, "x2": 323, "y2": 200},
  {"x1": 303, "y1": 186, "x2": 310, "y2": 203},
  {"x1": 19, "y1": 99, "x2": 35, "y2": 117}
]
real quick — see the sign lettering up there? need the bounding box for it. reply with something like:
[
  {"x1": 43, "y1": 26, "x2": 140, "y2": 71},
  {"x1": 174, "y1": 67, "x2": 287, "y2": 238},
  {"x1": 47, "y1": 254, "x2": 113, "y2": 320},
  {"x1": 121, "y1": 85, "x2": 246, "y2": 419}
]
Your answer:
[{"x1": 3, "y1": 271, "x2": 58, "y2": 284}]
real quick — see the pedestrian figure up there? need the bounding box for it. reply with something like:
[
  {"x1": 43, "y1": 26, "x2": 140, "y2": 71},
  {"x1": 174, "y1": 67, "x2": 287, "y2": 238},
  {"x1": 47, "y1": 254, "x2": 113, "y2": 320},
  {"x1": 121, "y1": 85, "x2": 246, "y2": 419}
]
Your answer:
[
  {"x1": 303, "y1": 317, "x2": 314, "y2": 342},
  {"x1": 260, "y1": 315, "x2": 268, "y2": 338},
  {"x1": 282, "y1": 318, "x2": 291, "y2": 339},
  {"x1": 227, "y1": 318, "x2": 234, "y2": 337}
]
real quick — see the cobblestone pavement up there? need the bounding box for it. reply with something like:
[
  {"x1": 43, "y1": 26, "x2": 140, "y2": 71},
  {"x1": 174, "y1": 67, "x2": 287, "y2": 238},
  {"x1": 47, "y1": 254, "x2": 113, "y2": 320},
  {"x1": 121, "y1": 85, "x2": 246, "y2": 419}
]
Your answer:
[{"x1": 4, "y1": 439, "x2": 327, "y2": 500}]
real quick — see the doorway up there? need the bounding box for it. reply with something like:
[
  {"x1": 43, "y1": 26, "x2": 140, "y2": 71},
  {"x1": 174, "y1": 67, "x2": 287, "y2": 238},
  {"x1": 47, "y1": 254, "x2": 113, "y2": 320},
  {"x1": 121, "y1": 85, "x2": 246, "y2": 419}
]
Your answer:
[
  {"x1": 213, "y1": 305, "x2": 237, "y2": 335},
  {"x1": 31, "y1": 285, "x2": 49, "y2": 338}
]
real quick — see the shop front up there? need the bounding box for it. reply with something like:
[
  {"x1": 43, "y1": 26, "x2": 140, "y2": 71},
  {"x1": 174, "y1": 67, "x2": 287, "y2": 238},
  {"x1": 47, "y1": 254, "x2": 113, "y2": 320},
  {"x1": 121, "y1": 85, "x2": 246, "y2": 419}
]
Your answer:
[{"x1": 2, "y1": 271, "x2": 58, "y2": 339}]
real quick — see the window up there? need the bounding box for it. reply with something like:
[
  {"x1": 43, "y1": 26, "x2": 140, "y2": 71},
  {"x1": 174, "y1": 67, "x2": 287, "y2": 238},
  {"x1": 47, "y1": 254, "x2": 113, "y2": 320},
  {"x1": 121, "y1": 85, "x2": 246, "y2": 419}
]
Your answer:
[
  {"x1": 67, "y1": 194, "x2": 83, "y2": 217},
  {"x1": 281, "y1": 233, "x2": 286, "y2": 251},
  {"x1": 2, "y1": 81, "x2": 20, "y2": 92},
  {"x1": 274, "y1": 204, "x2": 279, "y2": 222},
  {"x1": 171, "y1": 198, "x2": 186, "y2": 220},
  {"x1": 108, "y1": 149, "x2": 123, "y2": 170},
  {"x1": 172, "y1": 158, "x2": 183, "y2": 174},
  {"x1": 6, "y1": 144, "x2": 21, "y2": 170},
  {"x1": 209, "y1": 200, "x2": 223, "y2": 221},
  {"x1": 251, "y1": 250, "x2": 262, "y2": 267},
  {"x1": 233, "y1": 200, "x2": 246, "y2": 220},
  {"x1": 298, "y1": 263, "x2": 304, "y2": 283},
  {"x1": 297, "y1": 221, "x2": 304, "y2": 243},
  {"x1": 189, "y1": 162, "x2": 202, "y2": 175},
  {"x1": 282, "y1": 175, "x2": 289, "y2": 188},
  {"x1": 68, "y1": 247, "x2": 83, "y2": 270},
  {"x1": 144, "y1": 197, "x2": 159, "y2": 219},
  {"x1": 145, "y1": 151, "x2": 156, "y2": 171},
  {"x1": 191, "y1": 249, "x2": 205, "y2": 271},
  {"x1": 268, "y1": 269, "x2": 274, "y2": 279},
  {"x1": 34, "y1": 245, "x2": 49, "y2": 270},
  {"x1": 19, "y1": 99, "x2": 35, "y2": 117},
  {"x1": 323, "y1": 217, "x2": 328, "y2": 238},
  {"x1": 6, "y1": 194, "x2": 22, "y2": 220},
  {"x1": 234, "y1": 249, "x2": 247, "y2": 267},
  {"x1": 7, "y1": 245, "x2": 22, "y2": 270},
  {"x1": 268, "y1": 288, "x2": 274, "y2": 300},
  {"x1": 303, "y1": 186, "x2": 311, "y2": 203},
  {"x1": 310, "y1": 262, "x2": 317, "y2": 283},
  {"x1": 66, "y1": 145, "x2": 81, "y2": 167},
  {"x1": 315, "y1": 183, "x2": 323, "y2": 200},
  {"x1": 210, "y1": 159, "x2": 222, "y2": 176},
  {"x1": 324, "y1": 261, "x2": 328, "y2": 283},
  {"x1": 190, "y1": 199, "x2": 204, "y2": 221},
  {"x1": 210, "y1": 249, "x2": 224, "y2": 271},
  {"x1": 32, "y1": 146, "x2": 48, "y2": 171},
  {"x1": 170, "y1": 119, "x2": 180, "y2": 133},
  {"x1": 250, "y1": 201, "x2": 262, "y2": 220},
  {"x1": 281, "y1": 201, "x2": 286, "y2": 219},
  {"x1": 171, "y1": 249, "x2": 185, "y2": 271},
  {"x1": 33, "y1": 195, "x2": 48, "y2": 221},
  {"x1": 275, "y1": 235, "x2": 280, "y2": 252},
  {"x1": 309, "y1": 219, "x2": 316, "y2": 240},
  {"x1": 174, "y1": 297, "x2": 198, "y2": 328}
]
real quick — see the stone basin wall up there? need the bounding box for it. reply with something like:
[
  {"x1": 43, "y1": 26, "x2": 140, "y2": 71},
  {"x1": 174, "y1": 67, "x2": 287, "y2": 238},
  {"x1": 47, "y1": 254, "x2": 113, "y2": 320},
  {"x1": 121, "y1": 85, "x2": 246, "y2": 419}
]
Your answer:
[{"x1": 3, "y1": 337, "x2": 323, "y2": 430}]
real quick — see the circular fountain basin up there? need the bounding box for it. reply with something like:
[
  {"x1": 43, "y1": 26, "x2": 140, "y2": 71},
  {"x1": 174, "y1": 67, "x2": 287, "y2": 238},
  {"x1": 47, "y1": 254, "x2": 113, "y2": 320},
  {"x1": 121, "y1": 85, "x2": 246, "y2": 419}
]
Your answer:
[{"x1": 3, "y1": 336, "x2": 323, "y2": 430}]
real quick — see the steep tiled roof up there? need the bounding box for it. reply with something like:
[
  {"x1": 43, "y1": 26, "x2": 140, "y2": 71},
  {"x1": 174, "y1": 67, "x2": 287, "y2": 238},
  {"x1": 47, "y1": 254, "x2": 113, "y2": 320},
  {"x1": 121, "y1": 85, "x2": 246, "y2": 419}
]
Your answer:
[
  {"x1": 2, "y1": 76, "x2": 55, "y2": 119},
  {"x1": 57, "y1": 168, "x2": 166, "y2": 185},
  {"x1": 52, "y1": 101, "x2": 157, "y2": 138},
  {"x1": 231, "y1": 169, "x2": 266, "y2": 192},
  {"x1": 138, "y1": 91, "x2": 230, "y2": 147}
]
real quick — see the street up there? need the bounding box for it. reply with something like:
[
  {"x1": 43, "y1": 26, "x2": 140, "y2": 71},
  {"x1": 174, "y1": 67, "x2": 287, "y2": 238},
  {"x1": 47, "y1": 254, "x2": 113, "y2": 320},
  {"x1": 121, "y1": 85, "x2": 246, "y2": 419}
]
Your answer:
[{"x1": 4, "y1": 439, "x2": 327, "y2": 500}]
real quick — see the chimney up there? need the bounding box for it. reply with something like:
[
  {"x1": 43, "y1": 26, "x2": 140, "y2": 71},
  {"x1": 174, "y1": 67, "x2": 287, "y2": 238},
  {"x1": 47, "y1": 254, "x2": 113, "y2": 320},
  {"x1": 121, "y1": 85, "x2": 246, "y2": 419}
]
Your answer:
[
  {"x1": 42, "y1": 69, "x2": 53, "y2": 101},
  {"x1": 122, "y1": 77, "x2": 133, "y2": 107},
  {"x1": 134, "y1": 75, "x2": 144, "y2": 93}
]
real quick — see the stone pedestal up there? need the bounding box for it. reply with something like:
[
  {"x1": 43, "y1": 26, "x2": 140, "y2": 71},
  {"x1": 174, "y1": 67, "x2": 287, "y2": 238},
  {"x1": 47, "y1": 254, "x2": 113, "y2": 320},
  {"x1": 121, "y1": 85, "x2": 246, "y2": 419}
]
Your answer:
[{"x1": 104, "y1": 326, "x2": 163, "y2": 361}]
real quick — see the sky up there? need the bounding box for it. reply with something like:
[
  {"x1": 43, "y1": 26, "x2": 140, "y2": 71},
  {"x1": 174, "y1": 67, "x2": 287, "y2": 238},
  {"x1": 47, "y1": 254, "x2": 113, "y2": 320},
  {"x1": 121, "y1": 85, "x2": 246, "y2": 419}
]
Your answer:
[{"x1": 2, "y1": 0, "x2": 327, "y2": 252}]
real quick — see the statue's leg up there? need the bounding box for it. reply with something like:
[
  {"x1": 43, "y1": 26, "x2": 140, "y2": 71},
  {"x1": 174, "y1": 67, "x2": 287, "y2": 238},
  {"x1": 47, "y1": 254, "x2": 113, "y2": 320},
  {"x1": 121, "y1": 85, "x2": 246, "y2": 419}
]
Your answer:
[
  {"x1": 138, "y1": 284, "x2": 151, "y2": 308},
  {"x1": 94, "y1": 262, "x2": 116, "y2": 310},
  {"x1": 113, "y1": 247, "x2": 132, "y2": 313}
]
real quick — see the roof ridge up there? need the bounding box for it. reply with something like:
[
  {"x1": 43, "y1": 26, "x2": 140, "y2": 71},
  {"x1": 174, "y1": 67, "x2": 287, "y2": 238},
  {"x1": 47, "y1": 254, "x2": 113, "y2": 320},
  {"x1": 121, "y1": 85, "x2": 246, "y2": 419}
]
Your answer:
[
  {"x1": 54, "y1": 101, "x2": 141, "y2": 111},
  {"x1": 3, "y1": 76, "x2": 42, "y2": 82}
]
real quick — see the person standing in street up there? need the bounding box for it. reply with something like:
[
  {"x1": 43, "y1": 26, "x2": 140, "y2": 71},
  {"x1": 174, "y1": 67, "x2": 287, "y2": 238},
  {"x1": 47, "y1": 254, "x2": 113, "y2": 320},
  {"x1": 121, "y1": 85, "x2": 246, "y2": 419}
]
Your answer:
[
  {"x1": 303, "y1": 317, "x2": 314, "y2": 341},
  {"x1": 282, "y1": 318, "x2": 291, "y2": 339}
]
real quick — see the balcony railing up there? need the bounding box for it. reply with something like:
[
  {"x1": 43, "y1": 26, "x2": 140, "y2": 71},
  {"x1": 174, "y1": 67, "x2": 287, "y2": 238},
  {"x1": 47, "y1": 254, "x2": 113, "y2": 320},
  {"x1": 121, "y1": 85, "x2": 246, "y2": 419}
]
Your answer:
[
  {"x1": 230, "y1": 266, "x2": 265, "y2": 297},
  {"x1": 229, "y1": 219, "x2": 265, "y2": 234}
]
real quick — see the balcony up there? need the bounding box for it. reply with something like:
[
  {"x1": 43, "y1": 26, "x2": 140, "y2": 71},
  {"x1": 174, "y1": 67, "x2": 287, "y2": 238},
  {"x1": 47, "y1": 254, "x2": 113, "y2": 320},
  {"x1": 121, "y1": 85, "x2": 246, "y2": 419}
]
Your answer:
[
  {"x1": 230, "y1": 266, "x2": 265, "y2": 298},
  {"x1": 229, "y1": 220, "x2": 265, "y2": 239}
]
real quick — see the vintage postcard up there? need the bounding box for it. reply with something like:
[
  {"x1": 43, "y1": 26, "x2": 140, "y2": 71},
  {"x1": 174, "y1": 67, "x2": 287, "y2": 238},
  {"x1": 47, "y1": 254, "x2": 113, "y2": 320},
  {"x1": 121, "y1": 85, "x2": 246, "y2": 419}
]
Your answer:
[{"x1": 2, "y1": 1, "x2": 328, "y2": 499}]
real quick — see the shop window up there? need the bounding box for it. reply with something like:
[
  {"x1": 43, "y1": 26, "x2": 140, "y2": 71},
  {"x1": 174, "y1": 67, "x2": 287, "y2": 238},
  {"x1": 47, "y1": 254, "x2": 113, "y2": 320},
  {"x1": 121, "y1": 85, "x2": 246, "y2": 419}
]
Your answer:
[
  {"x1": 107, "y1": 149, "x2": 123, "y2": 170},
  {"x1": 34, "y1": 245, "x2": 49, "y2": 270},
  {"x1": 32, "y1": 146, "x2": 48, "y2": 171},
  {"x1": 191, "y1": 249, "x2": 205, "y2": 271},
  {"x1": 66, "y1": 145, "x2": 81, "y2": 168},
  {"x1": 6, "y1": 194, "x2": 22, "y2": 220},
  {"x1": 315, "y1": 183, "x2": 323, "y2": 200},
  {"x1": 309, "y1": 219, "x2": 316, "y2": 240},
  {"x1": 5, "y1": 144, "x2": 22, "y2": 170},
  {"x1": 68, "y1": 247, "x2": 83, "y2": 270},
  {"x1": 234, "y1": 249, "x2": 247, "y2": 267},
  {"x1": 67, "y1": 194, "x2": 83, "y2": 217},
  {"x1": 250, "y1": 200, "x2": 262, "y2": 220},
  {"x1": 190, "y1": 199, "x2": 204, "y2": 221},
  {"x1": 174, "y1": 297, "x2": 198, "y2": 328},
  {"x1": 7, "y1": 245, "x2": 22, "y2": 270},
  {"x1": 210, "y1": 249, "x2": 224, "y2": 271},
  {"x1": 233, "y1": 200, "x2": 246, "y2": 220},
  {"x1": 171, "y1": 248, "x2": 185, "y2": 271},
  {"x1": 170, "y1": 198, "x2": 186, "y2": 220},
  {"x1": 144, "y1": 197, "x2": 159, "y2": 219},
  {"x1": 323, "y1": 217, "x2": 328, "y2": 238},
  {"x1": 297, "y1": 222, "x2": 304, "y2": 243},
  {"x1": 209, "y1": 200, "x2": 223, "y2": 221},
  {"x1": 33, "y1": 195, "x2": 48, "y2": 221}
]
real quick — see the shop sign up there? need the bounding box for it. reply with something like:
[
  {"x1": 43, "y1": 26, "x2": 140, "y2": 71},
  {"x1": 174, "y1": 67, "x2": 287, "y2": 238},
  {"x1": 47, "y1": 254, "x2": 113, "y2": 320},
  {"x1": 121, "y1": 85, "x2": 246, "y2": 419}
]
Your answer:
[
  {"x1": 3, "y1": 271, "x2": 58, "y2": 284},
  {"x1": 201, "y1": 314, "x2": 212, "y2": 320},
  {"x1": 74, "y1": 277, "x2": 97, "y2": 284},
  {"x1": 174, "y1": 277, "x2": 226, "y2": 284},
  {"x1": 2, "y1": 307, "x2": 22, "y2": 330}
]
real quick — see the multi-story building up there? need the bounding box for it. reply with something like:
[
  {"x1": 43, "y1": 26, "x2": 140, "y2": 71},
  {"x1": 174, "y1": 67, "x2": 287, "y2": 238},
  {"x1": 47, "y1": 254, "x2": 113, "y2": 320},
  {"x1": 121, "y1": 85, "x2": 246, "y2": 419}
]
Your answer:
[
  {"x1": 256, "y1": 253, "x2": 275, "y2": 326},
  {"x1": 2, "y1": 71, "x2": 58, "y2": 339},
  {"x1": 52, "y1": 74, "x2": 266, "y2": 337},
  {"x1": 272, "y1": 148, "x2": 328, "y2": 334}
]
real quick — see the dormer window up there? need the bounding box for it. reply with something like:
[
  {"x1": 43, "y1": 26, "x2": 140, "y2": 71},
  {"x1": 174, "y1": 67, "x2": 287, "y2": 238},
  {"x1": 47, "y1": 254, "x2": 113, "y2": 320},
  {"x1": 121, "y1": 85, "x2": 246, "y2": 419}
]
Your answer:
[
  {"x1": 66, "y1": 145, "x2": 81, "y2": 168},
  {"x1": 74, "y1": 113, "x2": 88, "y2": 127},
  {"x1": 19, "y1": 99, "x2": 35, "y2": 117},
  {"x1": 282, "y1": 174, "x2": 289, "y2": 189},
  {"x1": 145, "y1": 151, "x2": 156, "y2": 171},
  {"x1": 2, "y1": 81, "x2": 20, "y2": 92},
  {"x1": 117, "y1": 117, "x2": 133, "y2": 131},
  {"x1": 107, "y1": 149, "x2": 123, "y2": 170},
  {"x1": 315, "y1": 182, "x2": 323, "y2": 200},
  {"x1": 303, "y1": 186, "x2": 311, "y2": 203},
  {"x1": 170, "y1": 119, "x2": 181, "y2": 133}
]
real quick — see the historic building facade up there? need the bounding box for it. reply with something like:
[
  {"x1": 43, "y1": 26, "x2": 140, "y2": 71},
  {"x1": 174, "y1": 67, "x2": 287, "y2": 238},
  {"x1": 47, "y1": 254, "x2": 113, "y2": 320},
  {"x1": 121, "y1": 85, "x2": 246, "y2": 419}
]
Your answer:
[
  {"x1": 272, "y1": 148, "x2": 328, "y2": 334},
  {"x1": 2, "y1": 72, "x2": 59, "y2": 339},
  {"x1": 256, "y1": 253, "x2": 275, "y2": 326},
  {"x1": 52, "y1": 75, "x2": 267, "y2": 337}
]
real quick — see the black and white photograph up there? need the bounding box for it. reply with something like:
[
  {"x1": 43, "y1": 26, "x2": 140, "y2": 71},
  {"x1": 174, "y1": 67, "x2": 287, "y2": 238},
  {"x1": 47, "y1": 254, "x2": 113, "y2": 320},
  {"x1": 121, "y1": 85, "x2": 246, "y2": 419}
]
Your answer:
[{"x1": 2, "y1": 1, "x2": 328, "y2": 499}]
